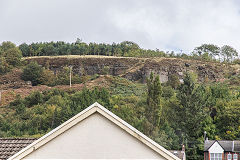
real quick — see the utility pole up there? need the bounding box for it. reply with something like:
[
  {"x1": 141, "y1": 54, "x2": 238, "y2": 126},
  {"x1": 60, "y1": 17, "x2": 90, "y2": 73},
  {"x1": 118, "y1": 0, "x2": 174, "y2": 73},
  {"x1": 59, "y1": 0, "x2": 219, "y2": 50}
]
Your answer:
[
  {"x1": 0, "y1": 90, "x2": 2, "y2": 105},
  {"x1": 69, "y1": 66, "x2": 72, "y2": 88}
]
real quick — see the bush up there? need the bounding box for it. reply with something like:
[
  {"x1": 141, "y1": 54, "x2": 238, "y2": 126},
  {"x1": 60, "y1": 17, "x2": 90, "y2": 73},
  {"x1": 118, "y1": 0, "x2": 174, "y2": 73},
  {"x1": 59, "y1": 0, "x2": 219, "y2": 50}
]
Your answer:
[
  {"x1": 25, "y1": 91, "x2": 44, "y2": 107},
  {"x1": 0, "y1": 57, "x2": 11, "y2": 75},
  {"x1": 101, "y1": 66, "x2": 110, "y2": 75},
  {"x1": 162, "y1": 86, "x2": 175, "y2": 98},
  {"x1": 0, "y1": 42, "x2": 22, "y2": 75},
  {"x1": 21, "y1": 61, "x2": 43, "y2": 86},
  {"x1": 38, "y1": 69, "x2": 56, "y2": 86},
  {"x1": 3, "y1": 48, "x2": 22, "y2": 66},
  {"x1": 167, "y1": 74, "x2": 180, "y2": 89},
  {"x1": 55, "y1": 66, "x2": 82, "y2": 85}
]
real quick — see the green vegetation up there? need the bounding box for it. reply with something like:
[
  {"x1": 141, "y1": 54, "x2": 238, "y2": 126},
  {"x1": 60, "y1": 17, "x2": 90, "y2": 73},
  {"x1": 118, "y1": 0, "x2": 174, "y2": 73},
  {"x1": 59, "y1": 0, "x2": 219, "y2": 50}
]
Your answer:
[
  {"x1": 0, "y1": 88, "x2": 111, "y2": 137},
  {"x1": 18, "y1": 40, "x2": 166, "y2": 58},
  {"x1": 1, "y1": 72, "x2": 240, "y2": 160},
  {"x1": 0, "y1": 41, "x2": 22, "y2": 74},
  {"x1": 21, "y1": 61, "x2": 82, "y2": 86},
  {"x1": 193, "y1": 44, "x2": 238, "y2": 62},
  {"x1": 21, "y1": 61, "x2": 44, "y2": 86},
  {"x1": 0, "y1": 40, "x2": 239, "y2": 77},
  {"x1": 1, "y1": 40, "x2": 240, "y2": 160},
  {"x1": 109, "y1": 76, "x2": 146, "y2": 96},
  {"x1": 17, "y1": 40, "x2": 239, "y2": 62}
]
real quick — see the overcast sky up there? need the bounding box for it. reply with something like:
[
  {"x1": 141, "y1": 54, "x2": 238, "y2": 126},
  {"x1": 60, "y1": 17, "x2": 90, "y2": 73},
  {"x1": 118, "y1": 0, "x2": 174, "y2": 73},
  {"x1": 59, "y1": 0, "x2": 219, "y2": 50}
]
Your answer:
[{"x1": 1, "y1": 0, "x2": 240, "y2": 53}]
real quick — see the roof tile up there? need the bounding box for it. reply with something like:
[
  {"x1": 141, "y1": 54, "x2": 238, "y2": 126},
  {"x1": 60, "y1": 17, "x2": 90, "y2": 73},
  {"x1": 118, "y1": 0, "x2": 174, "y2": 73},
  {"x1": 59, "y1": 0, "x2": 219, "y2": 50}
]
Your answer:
[{"x1": 0, "y1": 138, "x2": 36, "y2": 160}]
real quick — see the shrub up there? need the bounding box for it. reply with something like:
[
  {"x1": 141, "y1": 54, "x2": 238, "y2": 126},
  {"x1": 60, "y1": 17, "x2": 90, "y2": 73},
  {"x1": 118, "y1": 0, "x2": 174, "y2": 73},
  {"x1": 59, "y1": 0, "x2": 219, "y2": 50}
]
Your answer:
[
  {"x1": 38, "y1": 69, "x2": 56, "y2": 86},
  {"x1": 25, "y1": 91, "x2": 44, "y2": 107},
  {"x1": 0, "y1": 57, "x2": 11, "y2": 75},
  {"x1": 55, "y1": 66, "x2": 82, "y2": 85},
  {"x1": 167, "y1": 74, "x2": 180, "y2": 89},
  {"x1": 162, "y1": 86, "x2": 175, "y2": 98},
  {"x1": 3, "y1": 48, "x2": 22, "y2": 66},
  {"x1": 22, "y1": 61, "x2": 43, "y2": 86}
]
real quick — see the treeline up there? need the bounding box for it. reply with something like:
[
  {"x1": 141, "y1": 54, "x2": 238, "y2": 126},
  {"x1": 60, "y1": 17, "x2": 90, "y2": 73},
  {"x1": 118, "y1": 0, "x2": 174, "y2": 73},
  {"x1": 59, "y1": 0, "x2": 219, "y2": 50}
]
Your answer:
[
  {"x1": 1, "y1": 72, "x2": 240, "y2": 159},
  {"x1": 192, "y1": 44, "x2": 239, "y2": 62},
  {"x1": 0, "y1": 40, "x2": 239, "y2": 76},
  {"x1": 17, "y1": 40, "x2": 239, "y2": 62},
  {"x1": 18, "y1": 39, "x2": 166, "y2": 57},
  {"x1": 0, "y1": 40, "x2": 239, "y2": 61}
]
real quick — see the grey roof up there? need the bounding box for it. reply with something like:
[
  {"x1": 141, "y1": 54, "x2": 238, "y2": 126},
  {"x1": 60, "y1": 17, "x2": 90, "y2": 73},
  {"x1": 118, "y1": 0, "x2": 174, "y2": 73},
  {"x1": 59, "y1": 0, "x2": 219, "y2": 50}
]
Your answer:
[
  {"x1": 0, "y1": 138, "x2": 36, "y2": 160},
  {"x1": 204, "y1": 140, "x2": 240, "y2": 152},
  {"x1": 204, "y1": 140, "x2": 215, "y2": 151},
  {"x1": 234, "y1": 141, "x2": 240, "y2": 152},
  {"x1": 169, "y1": 150, "x2": 185, "y2": 160}
]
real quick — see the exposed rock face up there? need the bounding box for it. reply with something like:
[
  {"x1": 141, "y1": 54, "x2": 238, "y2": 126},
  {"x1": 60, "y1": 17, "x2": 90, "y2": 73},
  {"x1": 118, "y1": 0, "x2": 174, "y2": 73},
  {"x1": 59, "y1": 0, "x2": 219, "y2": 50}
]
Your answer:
[{"x1": 25, "y1": 56, "x2": 236, "y2": 83}]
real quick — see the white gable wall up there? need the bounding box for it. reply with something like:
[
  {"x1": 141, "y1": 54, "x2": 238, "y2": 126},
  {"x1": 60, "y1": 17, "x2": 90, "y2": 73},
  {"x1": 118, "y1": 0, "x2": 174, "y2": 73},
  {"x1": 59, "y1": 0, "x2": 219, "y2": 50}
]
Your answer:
[
  {"x1": 24, "y1": 113, "x2": 165, "y2": 159},
  {"x1": 208, "y1": 142, "x2": 224, "y2": 153}
]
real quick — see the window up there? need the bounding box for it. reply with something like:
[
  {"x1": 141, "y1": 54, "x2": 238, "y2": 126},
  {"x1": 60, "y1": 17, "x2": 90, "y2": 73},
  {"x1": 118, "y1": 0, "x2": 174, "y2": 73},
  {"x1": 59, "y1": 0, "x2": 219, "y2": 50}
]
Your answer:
[
  {"x1": 228, "y1": 154, "x2": 232, "y2": 160},
  {"x1": 210, "y1": 153, "x2": 222, "y2": 160},
  {"x1": 234, "y1": 154, "x2": 238, "y2": 160}
]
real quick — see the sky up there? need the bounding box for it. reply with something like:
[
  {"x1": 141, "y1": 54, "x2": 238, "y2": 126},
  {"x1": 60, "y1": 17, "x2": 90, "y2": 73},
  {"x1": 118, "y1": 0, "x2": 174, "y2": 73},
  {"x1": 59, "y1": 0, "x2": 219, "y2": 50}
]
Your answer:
[{"x1": 1, "y1": 0, "x2": 240, "y2": 53}]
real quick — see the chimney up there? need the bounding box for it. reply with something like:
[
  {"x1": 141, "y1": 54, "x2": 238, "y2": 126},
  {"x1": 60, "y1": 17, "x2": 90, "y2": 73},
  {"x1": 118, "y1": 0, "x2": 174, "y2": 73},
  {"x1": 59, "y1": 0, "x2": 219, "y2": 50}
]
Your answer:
[
  {"x1": 232, "y1": 141, "x2": 234, "y2": 152},
  {"x1": 182, "y1": 144, "x2": 185, "y2": 152}
]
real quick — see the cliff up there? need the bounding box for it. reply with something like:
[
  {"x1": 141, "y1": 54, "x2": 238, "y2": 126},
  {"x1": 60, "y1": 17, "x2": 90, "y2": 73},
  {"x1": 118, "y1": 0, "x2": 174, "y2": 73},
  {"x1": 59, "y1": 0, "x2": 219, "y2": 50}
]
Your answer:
[{"x1": 24, "y1": 55, "x2": 238, "y2": 83}]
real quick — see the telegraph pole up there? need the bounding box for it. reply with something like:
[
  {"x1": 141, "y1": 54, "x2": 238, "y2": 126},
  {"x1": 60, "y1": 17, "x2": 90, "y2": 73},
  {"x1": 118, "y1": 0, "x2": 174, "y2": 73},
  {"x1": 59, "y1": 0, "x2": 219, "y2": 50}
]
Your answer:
[
  {"x1": 0, "y1": 90, "x2": 2, "y2": 105},
  {"x1": 69, "y1": 66, "x2": 72, "y2": 88}
]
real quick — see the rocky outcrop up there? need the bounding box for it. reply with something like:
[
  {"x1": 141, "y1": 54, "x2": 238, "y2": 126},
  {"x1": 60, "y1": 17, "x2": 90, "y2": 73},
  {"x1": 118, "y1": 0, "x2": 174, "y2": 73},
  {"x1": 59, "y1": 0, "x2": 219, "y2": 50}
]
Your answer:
[{"x1": 25, "y1": 56, "x2": 237, "y2": 83}]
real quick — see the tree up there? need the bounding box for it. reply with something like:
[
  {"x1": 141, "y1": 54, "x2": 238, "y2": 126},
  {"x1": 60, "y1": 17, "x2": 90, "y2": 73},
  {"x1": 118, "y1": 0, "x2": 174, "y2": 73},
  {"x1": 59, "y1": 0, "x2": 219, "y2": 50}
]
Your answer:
[
  {"x1": 145, "y1": 72, "x2": 163, "y2": 135},
  {"x1": 0, "y1": 57, "x2": 11, "y2": 74},
  {"x1": 220, "y1": 45, "x2": 238, "y2": 62},
  {"x1": 176, "y1": 73, "x2": 208, "y2": 159},
  {"x1": 167, "y1": 74, "x2": 180, "y2": 89},
  {"x1": 207, "y1": 84, "x2": 231, "y2": 118},
  {"x1": 0, "y1": 42, "x2": 22, "y2": 72},
  {"x1": 3, "y1": 48, "x2": 22, "y2": 66},
  {"x1": 162, "y1": 86, "x2": 175, "y2": 98},
  {"x1": 19, "y1": 43, "x2": 30, "y2": 57},
  {"x1": 177, "y1": 73, "x2": 208, "y2": 134},
  {"x1": 0, "y1": 41, "x2": 16, "y2": 52},
  {"x1": 21, "y1": 61, "x2": 43, "y2": 86},
  {"x1": 215, "y1": 99, "x2": 240, "y2": 140},
  {"x1": 193, "y1": 44, "x2": 220, "y2": 60},
  {"x1": 154, "y1": 122, "x2": 180, "y2": 150},
  {"x1": 120, "y1": 41, "x2": 140, "y2": 56},
  {"x1": 39, "y1": 69, "x2": 55, "y2": 86},
  {"x1": 25, "y1": 91, "x2": 44, "y2": 107}
]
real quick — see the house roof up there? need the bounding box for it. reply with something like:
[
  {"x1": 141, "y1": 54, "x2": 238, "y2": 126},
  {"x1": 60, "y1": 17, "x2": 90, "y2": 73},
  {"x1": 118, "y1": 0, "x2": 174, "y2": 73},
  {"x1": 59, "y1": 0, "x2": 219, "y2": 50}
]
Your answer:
[
  {"x1": 0, "y1": 138, "x2": 36, "y2": 160},
  {"x1": 234, "y1": 141, "x2": 240, "y2": 152},
  {"x1": 8, "y1": 102, "x2": 180, "y2": 160},
  {"x1": 204, "y1": 140, "x2": 240, "y2": 152},
  {"x1": 169, "y1": 150, "x2": 185, "y2": 160}
]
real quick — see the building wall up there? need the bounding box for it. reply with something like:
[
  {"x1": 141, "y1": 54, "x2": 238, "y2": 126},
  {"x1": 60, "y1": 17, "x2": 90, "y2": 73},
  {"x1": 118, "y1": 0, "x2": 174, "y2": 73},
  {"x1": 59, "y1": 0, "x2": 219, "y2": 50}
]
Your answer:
[
  {"x1": 204, "y1": 152, "x2": 209, "y2": 160},
  {"x1": 205, "y1": 151, "x2": 240, "y2": 160},
  {"x1": 24, "y1": 113, "x2": 165, "y2": 159},
  {"x1": 224, "y1": 152, "x2": 240, "y2": 160},
  {"x1": 209, "y1": 142, "x2": 224, "y2": 153}
]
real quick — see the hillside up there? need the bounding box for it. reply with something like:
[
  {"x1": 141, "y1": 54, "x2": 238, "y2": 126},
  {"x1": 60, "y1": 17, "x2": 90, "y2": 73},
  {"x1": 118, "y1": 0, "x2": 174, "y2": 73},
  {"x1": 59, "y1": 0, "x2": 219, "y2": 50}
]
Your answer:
[
  {"x1": 1, "y1": 55, "x2": 240, "y2": 160},
  {"x1": 0, "y1": 55, "x2": 239, "y2": 106},
  {"x1": 24, "y1": 55, "x2": 238, "y2": 82}
]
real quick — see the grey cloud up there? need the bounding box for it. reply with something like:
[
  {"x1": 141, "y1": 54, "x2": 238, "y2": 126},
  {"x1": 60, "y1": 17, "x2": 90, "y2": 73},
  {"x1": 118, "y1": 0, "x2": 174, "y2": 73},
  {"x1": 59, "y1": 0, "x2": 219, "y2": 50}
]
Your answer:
[{"x1": 0, "y1": 0, "x2": 240, "y2": 53}]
